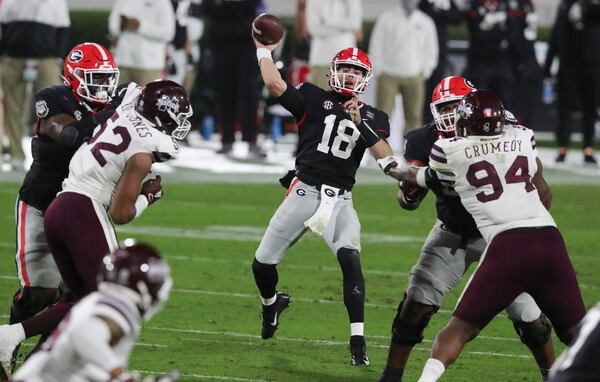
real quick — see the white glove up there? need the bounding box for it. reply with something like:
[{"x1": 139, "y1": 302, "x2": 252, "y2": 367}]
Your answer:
[{"x1": 304, "y1": 185, "x2": 339, "y2": 236}]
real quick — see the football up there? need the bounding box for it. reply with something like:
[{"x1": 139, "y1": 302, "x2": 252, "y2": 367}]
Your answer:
[{"x1": 252, "y1": 13, "x2": 285, "y2": 45}]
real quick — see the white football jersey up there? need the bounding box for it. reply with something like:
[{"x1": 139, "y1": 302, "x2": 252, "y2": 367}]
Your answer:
[
  {"x1": 429, "y1": 125, "x2": 555, "y2": 242},
  {"x1": 13, "y1": 291, "x2": 141, "y2": 382},
  {"x1": 61, "y1": 86, "x2": 178, "y2": 209}
]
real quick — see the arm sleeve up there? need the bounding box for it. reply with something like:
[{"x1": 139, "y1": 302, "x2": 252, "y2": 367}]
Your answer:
[
  {"x1": 278, "y1": 84, "x2": 308, "y2": 120},
  {"x1": 356, "y1": 120, "x2": 381, "y2": 147},
  {"x1": 70, "y1": 316, "x2": 124, "y2": 373},
  {"x1": 138, "y1": 0, "x2": 176, "y2": 42}
]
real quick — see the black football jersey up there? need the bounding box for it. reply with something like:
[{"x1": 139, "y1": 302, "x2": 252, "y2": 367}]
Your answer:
[
  {"x1": 279, "y1": 82, "x2": 390, "y2": 190},
  {"x1": 404, "y1": 124, "x2": 480, "y2": 238},
  {"x1": 18, "y1": 85, "x2": 125, "y2": 211}
]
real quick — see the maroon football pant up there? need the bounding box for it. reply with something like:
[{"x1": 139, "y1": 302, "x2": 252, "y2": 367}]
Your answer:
[{"x1": 454, "y1": 226, "x2": 585, "y2": 339}]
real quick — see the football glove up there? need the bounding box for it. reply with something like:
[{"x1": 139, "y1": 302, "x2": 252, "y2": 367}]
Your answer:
[{"x1": 141, "y1": 175, "x2": 163, "y2": 204}]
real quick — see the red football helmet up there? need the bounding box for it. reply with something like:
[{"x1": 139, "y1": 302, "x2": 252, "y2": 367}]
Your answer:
[
  {"x1": 430, "y1": 76, "x2": 477, "y2": 133},
  {"x1": 63, "y1": 42, "x2": 119, "y2": 105},
  {"x1": 97, "y1": 240, "x2": 172, "y2": 320},
  {"x1": 328, "y1": 47, "x2": 373, "y2": 96},
  {"x1": 455, "y1": 90, "x2": 505, "y2": 137},
  {"x1": 135, "y1": 80, "x2": 193, "y2": 140}
]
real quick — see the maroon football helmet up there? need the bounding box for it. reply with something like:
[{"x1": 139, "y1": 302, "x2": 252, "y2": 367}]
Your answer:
[
  {"x1": 455, "y1": 90, "x2": 505, "y2": 137},
  {"x1": 134, "y1": 80, "x2": 192, "y2": 140},
  {"x1": 98, "y1": 240, "x2": 172, "y2": 320}
]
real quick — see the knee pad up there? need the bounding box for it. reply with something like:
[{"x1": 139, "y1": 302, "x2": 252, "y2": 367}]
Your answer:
[
  {"x1": 513, "y1": 313, "x2": 552, "y2": 349},
  {"x1": 391, "y1": 295, "x2": 439, "y2": 346},
  {"x1": 10, "y1": 287, "x2": 61, "y2": 324},
  {"x1": 336, "y1": 248, "x2": 362, "y2": 277}
]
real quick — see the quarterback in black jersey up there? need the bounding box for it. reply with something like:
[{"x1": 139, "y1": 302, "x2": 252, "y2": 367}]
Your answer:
[
  {"x1": 251, "y1": 35, "x2": 398, "y2": 366},
  {"x1": 6, "y1": 43, "x2": 122, "y2": 357},
  {"x1": 378, "y1": 76, "x2": 556, "y2": 382}
]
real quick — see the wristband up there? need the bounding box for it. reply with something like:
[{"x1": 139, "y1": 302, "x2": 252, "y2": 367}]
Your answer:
[
  {"x1": 377, "y1": 155, "x2": 398, "y2": 174},
  {"x1": 256, "y1": 48, "x2": 273, "y2": 63},
  {"x1": 134, "y1": 195, "x2": 149, "y2": 219},
  {"x1": 416, "y1": 167, "x2": 428, "y2": 189}
]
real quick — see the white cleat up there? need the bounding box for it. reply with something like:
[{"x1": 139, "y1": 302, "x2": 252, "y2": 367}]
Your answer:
[{"x1": 0, "y1": 324, "x2": 25, "y2": 381}]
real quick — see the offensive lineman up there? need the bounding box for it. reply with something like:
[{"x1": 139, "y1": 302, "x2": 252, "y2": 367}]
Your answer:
[
  {"x1": 388, "y1": 90, "x2": 586, "y2": 382},
  {"x1": 251, "y1": 35, "x2": 398, "y2": 365},
  {"x1": 378, "y1": 76, "x2": 556, "y2": 381},
  {"x1": 11, "y1": 241, "x2": 177, "y2": 382},
  {"x1": 3, "y1": 43, "x2": 123, "y2": 377},
  {"x1": 0, "y1": 80, "x2": 192, "y2": 381}
]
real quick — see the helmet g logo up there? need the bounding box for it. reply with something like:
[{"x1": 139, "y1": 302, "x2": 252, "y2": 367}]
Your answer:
[
  {"x1": 157, "y1": 95, "x2": 180, "y2": 114},
  {"x1": 69, "y1": 50, "x2": 83, "y2": 63}
]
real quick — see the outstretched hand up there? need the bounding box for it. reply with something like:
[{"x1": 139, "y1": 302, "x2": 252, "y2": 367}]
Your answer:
[
  {"x1": 388, "y1": 166, "x2": 419, "y2": 185},
  {"x1": 343, "y1": 93, "x2": 362, "y2": 125}
]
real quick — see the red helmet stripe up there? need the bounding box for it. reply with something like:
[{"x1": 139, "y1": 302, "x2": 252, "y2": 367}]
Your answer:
[{"x1": 90, "y1": 42, "x2": 109, "y2": 62}]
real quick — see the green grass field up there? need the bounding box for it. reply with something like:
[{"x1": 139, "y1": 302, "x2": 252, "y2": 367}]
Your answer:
[{"x1": 1, "y1": 180, "x2": 599, "y2": 382}]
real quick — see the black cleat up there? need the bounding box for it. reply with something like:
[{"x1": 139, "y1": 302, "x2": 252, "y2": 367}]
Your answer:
[
  {"x1": 261, "y1": 292, "x2": 291, "y2": 339},
  {"x1": 584, "y1": 154, "x2": 597, "y2": 165},
  {"x1": 349, "y1": 335, "x2": 370, "y2": 366},
  {"x1": 555, "y1": 153, "x2": 566, "y2": 163}
]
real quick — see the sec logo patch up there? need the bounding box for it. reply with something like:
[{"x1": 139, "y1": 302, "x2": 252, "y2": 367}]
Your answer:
[
  {"x1": 35, "y1": 100, "x2": 49, "y2": 118},
  {"x1": 323, "y1": 100, "x2": 333, "y2": 110}
]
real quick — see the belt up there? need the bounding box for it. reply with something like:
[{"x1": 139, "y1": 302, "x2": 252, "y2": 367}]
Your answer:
[{"x1": 296, "y1": 172, "x2": 351, "y2": 195}]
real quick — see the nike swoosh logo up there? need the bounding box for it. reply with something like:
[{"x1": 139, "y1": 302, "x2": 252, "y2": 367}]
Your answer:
[{"x1": 270, "y1": 312, "x2": 278, "y2": 326}]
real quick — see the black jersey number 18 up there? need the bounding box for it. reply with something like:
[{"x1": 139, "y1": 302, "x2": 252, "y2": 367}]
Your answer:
[{"x1": 316, "y1": 114, "x2": 360, "y2": 159}]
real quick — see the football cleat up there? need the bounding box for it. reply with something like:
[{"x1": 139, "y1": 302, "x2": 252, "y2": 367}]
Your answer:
[
  {"x1": 0, "y1": 324, "x2": 23, "y2": 380},
  {"x1": 349, "y1": 335, "x2": 370, "y2": 366},
  {"x1": 261, "y1": 292, "x2": 291, "y2": 340}
]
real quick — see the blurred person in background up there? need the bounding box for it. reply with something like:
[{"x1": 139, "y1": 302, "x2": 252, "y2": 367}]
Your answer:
[
  {"x1": 166, "y1": 0, "x2": 191, "y2": 87},
  {"x1": 108, "y1": 0, "x2": 175, "y2": 85},
  {"x1": 369, "y1": 0, "x2": 438, "y2": 134},
  {"x1": 306, "y1": 0, "x2": 363, "y2": 90},
  {"x1": 544, "y1": 0, "x2": 600, "y2": 164},
  {"x1": 182, "y1": 0, "x2": 204, "y2": 93},
  {"x1": 464, "y1": 0, "x2": 515, "y2": 113},
  {"x1": 508, "y1": 0, "x2": 544, "y2": 130},
  {"x1": 0, "y1": 0, "x2": 70, "y2": 171},
  {"x1": 419, "y1": 0, "x2": 463, "y2": 125},
  {"x1": 201, "y1": 0, "x2": 266, "y2": 158}
]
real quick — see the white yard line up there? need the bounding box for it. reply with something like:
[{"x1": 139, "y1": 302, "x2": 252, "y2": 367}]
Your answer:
[
  {"x1": 147, "y1": 327, "x2": 531, "y2": 360},
  {"x1": 135, "y1": 369, "x2": 269, "y2": 382}
]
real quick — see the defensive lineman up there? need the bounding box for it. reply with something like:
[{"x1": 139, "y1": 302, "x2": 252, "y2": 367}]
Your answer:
[
  {"x1": 379, "y1": 76, "x2": 556, "y2": 381},
  {"x1": 251, "y1": 34, "x2": 398, "y2": 365},
  {"x1": 0, "y1": 80, "x2": 192, "y2": 380},
  {"x1": 389, "y1": 90, "x2": 586, "y2": 381}
]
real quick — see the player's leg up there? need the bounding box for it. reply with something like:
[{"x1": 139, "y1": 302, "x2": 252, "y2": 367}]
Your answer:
[
  {"x1": 11, "y1": 198, "x2": 63, "y2": 324},
  {"x1": 214, "y1": 47, "x2": 238, "y2": 153},
  {"x1": 527, "y1": 227, "x2": 586, "y2": 346},
  {"x1": 418, "y1": 231, "x2": 530, "y2": 382},
  {"x1": 505, "y1": 293, "x2": 555, "y2": 378},
  {"x1": 379, "y1": 222, "x2": 483, "y2": 381},
  {"x1": 323, "y1": 194, "x2": 369, "y2": 366},
  {"x1": 253, "y1": 180, "x2": 320, "y2": 339}
]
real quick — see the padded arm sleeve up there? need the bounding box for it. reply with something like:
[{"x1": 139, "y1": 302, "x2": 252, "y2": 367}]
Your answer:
[{"x1": 71, "y1": 316, "x2": 123, "y2": 373}]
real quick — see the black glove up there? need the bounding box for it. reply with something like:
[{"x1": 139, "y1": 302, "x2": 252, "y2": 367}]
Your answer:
[
  {"x1": 279, "y1": 169, "x2": 297, "y2": 189},
  {"x1": 141, "y1": 175, "x2": 163, "y2": 204}
]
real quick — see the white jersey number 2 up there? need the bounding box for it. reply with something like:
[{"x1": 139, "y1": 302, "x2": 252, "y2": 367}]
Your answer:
[{"x1": 316, "y1": 114, "x2": 360, "y2": 159}]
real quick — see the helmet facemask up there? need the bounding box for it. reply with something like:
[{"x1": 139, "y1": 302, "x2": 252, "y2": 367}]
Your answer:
[
  {"x1": 71, "y1": 67, "x2": 119, "y2": 105},
  {"x1": 150, "y1": 105, "x2": 193, "y2": 140},
  {"x1": 431, "y1": 99, "x2": 461, "y2": 134},
  {"x1": 137, "y1": 274, "x2": 173, "y2": 321},
  {"x1": 329, "y1": 62, "x2": 372, "y2": 96}
]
